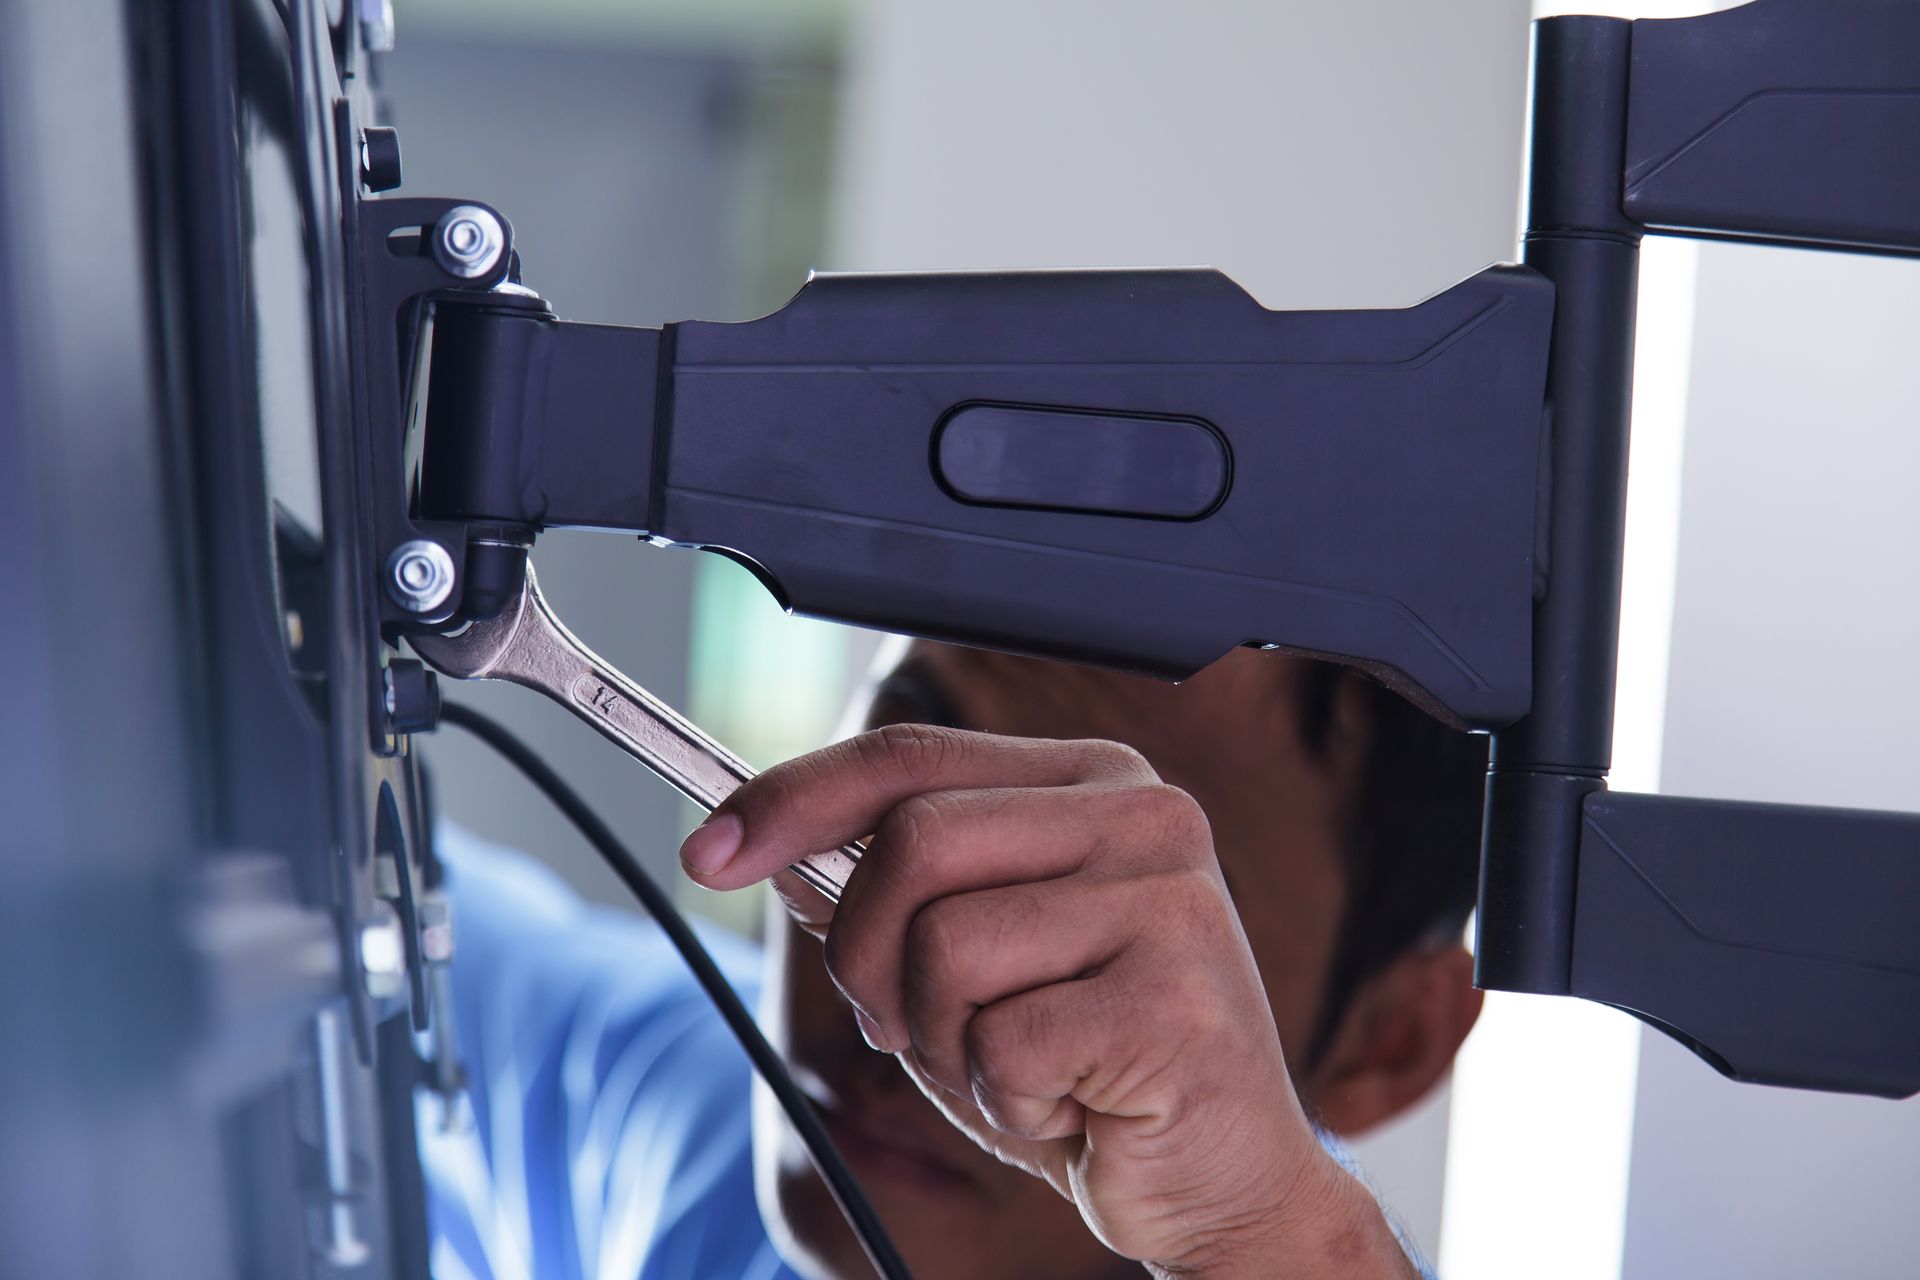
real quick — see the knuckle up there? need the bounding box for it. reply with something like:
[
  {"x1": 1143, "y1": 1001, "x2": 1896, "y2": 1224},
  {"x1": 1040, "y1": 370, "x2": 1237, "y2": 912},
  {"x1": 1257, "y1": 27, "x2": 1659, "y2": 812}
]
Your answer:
[
  {"x1": 1172, "y1": 978, "x2": 1234, "y2": 1043},
  {"x1": 1156, "y1": 868, "x2": 1236, "y2": 947},
  {"x1": 911, "y1": 892, "x2": 1045, "y2": 1001},
  {"x1": 965, "y1": 1005, "x2": 1032, "y2": 1095},
  {"x1": 980, "y1": 1091, "x2": 1054, "y2": 1143},
  {"x1": 1142, "y1": 783, "x2": 1213, "y2": 854},
  {"x1": 904, "y1": 897, "x2": 972, "y2": 989},
  {"x1": 1143, "y1": 952, "x2": 1232, "y2": 1041},
  {"x1": 865, "y1": 721, "x2": 968, "y2": 788},
  {"x1": 1079, "y1": 738, "x2": 1153, "y2": 781},
  {"x1": 1128, "y1": 965, "x2": 1194, "y2": 1034},
  {"x1": 1180, "y1": 867, "x2": 1232, "y2": 921},
  {"x1": 876, "y1": 793, "x2": 947, "y2": 873}
]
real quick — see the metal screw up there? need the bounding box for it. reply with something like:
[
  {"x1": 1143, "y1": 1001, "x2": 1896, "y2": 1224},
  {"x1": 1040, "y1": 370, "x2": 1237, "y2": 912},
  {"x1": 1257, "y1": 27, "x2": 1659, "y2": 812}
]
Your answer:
[
  {"x1": 359, "y1": 902, "x2": 407, "y2": 1000},
  {"x1": 360, "y1": 0, "x2": 396, "y2": 54},
  {"x1": 358, "y1": 126, "x2": 402, "y2": 192},
  {"x1": 384, "y1": 658, "x2": 442, "y2": 734},
  {"x1": 432, "y1": 205, "x2": 505, "y2": 279},
  {"x1": 386, "y1": 540, "x2": 456, "y2": 614},
  {"x1": 418, "y1": 895, "x2": 455, "y2": 965},
  {"x1": 313, "y1": 1008, "x2": 372, "y2": 1267}
]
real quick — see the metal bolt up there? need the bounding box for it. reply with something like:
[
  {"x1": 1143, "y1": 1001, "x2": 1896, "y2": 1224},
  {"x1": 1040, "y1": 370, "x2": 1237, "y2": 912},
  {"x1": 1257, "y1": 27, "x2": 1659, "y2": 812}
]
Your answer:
[
  {"x1": 418, "y1": 895, "x2": 455, "y2": 965},
  {"x1": 432, "y1": 205, "x2": 505, "y2": 279},
  {"x1": 313, "y1": 1008, "x2": 372, "y2": 1267},
  {"x1": 359, "y1": 902, "x2": 407, "y2": 1000},
  {"x1": 360, "y1": 0, "x2": 396, "y2": 54},
  {"x1": 384, "y1": 657, "x2": 442, "y2": 734},
  {"x1": 358, "y1": 126, "x2": 402, "y2": 192},
  {"x1": 386, "y1": 539, "x2": 456, "y2": 614}
]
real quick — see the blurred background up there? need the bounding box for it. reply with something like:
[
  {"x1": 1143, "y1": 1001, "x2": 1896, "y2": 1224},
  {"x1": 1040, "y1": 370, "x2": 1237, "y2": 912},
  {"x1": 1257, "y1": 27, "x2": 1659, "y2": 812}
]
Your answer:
[{"x1": 386, "y1": 0, "x2": 1920, "y2": 1274}]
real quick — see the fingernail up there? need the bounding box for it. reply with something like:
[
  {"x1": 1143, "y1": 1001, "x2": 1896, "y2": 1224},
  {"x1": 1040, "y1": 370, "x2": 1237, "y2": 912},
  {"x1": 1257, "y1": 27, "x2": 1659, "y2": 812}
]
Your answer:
[
  {"x1": 680, "y1": 812, "x2": 744, "y2": 876},
  {"x1": 853, "y1": 1007, "x2": 887, "y2": 1052}
]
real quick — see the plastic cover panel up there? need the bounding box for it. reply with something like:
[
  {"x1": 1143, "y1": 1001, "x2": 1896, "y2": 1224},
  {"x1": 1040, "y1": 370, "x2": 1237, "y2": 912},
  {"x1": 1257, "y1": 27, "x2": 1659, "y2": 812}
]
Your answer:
[
  {"x1": 661, "y1": 265, "x2": 1554, "y2": 727},
  {"x1": 1625, "y1": 0, "x2": 1920, "y2": 253},
  {"x1": 1573, "y1": 790, "x2": 1920, "y2": 1096}
]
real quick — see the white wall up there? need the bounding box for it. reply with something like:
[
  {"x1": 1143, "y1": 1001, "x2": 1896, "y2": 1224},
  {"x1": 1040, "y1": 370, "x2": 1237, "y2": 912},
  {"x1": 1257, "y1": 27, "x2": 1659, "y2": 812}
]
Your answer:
[
  {"x1": 1619, "y1": 242, "x2": 1920, "y2": 1280},
  {"x1": 830, "y1": 0, "x2": 1535, "y2": 1261},
  {"x1": 831, "y1": 0, "x2": 1530, "y2": 310}
]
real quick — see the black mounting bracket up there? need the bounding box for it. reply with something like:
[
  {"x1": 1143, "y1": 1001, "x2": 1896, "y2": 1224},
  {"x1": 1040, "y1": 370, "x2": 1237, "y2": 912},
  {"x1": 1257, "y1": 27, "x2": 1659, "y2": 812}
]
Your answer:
[
  {"x1": 347, "y1": 192, "x2": 521, "y2": 638},
  {"x1": 357, "y1": 0, "x2": 1920, "y2": 1096}
]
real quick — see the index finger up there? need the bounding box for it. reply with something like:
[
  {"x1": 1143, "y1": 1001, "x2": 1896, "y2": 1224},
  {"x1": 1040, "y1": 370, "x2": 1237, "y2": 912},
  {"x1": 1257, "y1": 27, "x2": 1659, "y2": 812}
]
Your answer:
[{"x1": 679, "y1": 723, "x2": 1153, "y2": 891}]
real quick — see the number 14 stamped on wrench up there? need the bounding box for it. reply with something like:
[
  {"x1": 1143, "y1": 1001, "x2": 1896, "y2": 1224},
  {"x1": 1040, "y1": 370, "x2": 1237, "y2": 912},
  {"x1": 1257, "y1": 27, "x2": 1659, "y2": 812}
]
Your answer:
[{"x1": 410, "y1": 562, "x2": 860, "y2": 902}]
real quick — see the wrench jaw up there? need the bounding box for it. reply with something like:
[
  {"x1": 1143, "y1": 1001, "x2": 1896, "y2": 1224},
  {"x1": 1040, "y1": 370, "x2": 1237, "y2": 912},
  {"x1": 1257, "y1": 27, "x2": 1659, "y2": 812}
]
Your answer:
[
  {"x1": 406, "y1": 565, "x2": 537, "y2": 683},
  {"x1": 410, "y1": 557, "x2": 860, "y2": 903}
]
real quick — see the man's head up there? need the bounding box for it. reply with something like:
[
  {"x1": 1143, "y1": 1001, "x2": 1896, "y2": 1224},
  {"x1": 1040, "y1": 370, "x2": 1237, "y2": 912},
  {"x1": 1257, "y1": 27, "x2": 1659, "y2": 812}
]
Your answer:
[{"x1": 756, "y1": 642, "x2": 1486, "y2": 1280}]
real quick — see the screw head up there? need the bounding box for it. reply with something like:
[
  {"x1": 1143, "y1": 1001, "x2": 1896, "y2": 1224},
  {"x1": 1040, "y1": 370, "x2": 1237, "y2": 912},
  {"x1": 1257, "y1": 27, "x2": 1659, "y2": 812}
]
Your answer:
[
  {"x1": 358, "y1": 126, "x2": 402, "y2": 192},
  {"x1": 360, "y1": 0, "x2": 396, "y2": 53},
  {"x1": 359, "y1": 902, "x2": 407, "y2": 1000},
  {"x1": 384, "y1": 657, "x2": 442, "y2": 734},
  {"x1": 417, "y1": 894, "x2": 455, "y2": 964},
  {"x1": 386, "y1": 539, "x2": 456, "y2": 614},
  {"x1": 432, "y1": 204, "x2": 505, "y2": 279}
]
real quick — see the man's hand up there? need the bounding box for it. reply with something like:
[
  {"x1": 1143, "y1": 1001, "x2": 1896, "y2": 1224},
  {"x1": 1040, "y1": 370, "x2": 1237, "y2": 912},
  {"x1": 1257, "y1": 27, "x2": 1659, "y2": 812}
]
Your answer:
[{"x1": 681, "y1": 723, "x2": 1412, "y2": 1278}]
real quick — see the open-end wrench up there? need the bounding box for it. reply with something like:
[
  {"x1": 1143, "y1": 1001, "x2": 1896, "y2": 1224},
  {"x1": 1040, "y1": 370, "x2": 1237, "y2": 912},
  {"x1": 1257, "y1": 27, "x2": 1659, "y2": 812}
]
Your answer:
[{"x1": 410, "y1": 563, "x2": 860, "y2": 903}]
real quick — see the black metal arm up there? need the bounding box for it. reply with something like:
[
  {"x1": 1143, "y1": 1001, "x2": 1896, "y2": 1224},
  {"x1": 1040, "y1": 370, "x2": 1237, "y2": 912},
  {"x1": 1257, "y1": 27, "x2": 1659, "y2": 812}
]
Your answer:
[
  {"x1": 415, "y1": 265, "x2": 1556, "y2": 729},
  {"x1": 353, "y1": 0, "x2": 1920, "y2": 1097}
]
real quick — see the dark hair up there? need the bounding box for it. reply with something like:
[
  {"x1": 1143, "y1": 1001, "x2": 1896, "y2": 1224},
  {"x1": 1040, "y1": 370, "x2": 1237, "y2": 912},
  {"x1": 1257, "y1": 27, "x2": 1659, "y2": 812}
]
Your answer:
[{"x1": 1295, "y1": 663, "x2": 1488, "y2": 1067}]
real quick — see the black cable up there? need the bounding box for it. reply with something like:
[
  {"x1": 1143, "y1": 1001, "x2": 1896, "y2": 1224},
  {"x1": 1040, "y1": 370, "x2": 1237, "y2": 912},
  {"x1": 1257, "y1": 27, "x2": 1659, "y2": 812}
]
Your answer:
[{"x1": 436, "y1": 701, "x2": 913, "y2": 1280}]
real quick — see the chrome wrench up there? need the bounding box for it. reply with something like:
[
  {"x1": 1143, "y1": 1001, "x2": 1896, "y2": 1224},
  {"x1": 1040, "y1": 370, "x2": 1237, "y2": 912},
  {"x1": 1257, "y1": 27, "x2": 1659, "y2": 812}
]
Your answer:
[{"x1": 409, "y1": 562, "x2": 859, "y2": 902}]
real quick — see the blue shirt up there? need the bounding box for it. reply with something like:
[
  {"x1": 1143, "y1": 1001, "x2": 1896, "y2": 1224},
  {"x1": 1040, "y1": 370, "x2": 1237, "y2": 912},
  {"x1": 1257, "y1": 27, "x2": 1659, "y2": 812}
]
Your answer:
[
  {"x1": 421, "y1": 825, "x2": 798, "y2": 1280},
  {"x1": 422, "y1": 826, "x2": 1435, "y2": 1280}
]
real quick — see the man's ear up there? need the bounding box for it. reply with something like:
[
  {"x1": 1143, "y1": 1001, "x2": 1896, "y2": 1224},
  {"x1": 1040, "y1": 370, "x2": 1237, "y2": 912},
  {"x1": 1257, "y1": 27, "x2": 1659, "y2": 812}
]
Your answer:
[{"x1": 1300, "y1": 943, "x2": 1483, "y2": 1137}]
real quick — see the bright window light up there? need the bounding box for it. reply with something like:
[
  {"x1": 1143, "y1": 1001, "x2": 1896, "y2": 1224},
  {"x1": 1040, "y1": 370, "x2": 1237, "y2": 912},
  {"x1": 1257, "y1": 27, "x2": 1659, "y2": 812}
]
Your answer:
[{"x1": 1439, "y1": 231, "x2": 1697, "y2": 1280}]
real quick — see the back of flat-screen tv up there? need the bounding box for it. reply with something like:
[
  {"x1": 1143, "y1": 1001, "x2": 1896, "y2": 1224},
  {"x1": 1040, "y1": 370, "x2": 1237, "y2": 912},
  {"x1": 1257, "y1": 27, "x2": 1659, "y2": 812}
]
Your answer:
[{"x1": 0, "y1": 2, "x2": 433, "y2": 1274}]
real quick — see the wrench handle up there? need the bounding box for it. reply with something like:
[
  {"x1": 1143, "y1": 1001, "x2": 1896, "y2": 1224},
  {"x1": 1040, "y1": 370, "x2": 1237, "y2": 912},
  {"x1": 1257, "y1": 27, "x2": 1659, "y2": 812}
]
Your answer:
[
  {"x1": 496, "y1": 574, "x2": 860, "y2": 902},
  {"x1": 566, "y1": 659, "x2": 860, "y2": 902}
]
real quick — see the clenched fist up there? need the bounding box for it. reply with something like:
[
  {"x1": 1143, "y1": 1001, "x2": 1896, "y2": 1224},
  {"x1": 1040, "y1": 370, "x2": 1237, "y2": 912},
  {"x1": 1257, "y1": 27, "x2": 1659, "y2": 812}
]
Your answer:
[{"x1": 682, "y1": 722, "x2": 1412, "y2": 1278}]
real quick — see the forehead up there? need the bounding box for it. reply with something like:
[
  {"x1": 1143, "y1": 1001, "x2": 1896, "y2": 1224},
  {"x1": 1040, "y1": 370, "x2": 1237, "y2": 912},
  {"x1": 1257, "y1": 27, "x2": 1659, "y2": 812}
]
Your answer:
[
  {"x1": 908, "y1": 642, "x2": 1300, "y2": 766},
  {"x1": 897, "y1": 642, "x2": 1357, "y2": 868}
]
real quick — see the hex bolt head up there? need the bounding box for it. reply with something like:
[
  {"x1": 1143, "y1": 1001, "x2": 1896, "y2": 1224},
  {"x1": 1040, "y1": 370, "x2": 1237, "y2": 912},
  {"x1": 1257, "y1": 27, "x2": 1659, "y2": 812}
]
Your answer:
[
  {"x1": 431, "y1": 205, "x2": 505, "y2": 279},
  {"x1": 359, "y1": 902, "x2": 407, "y2": 1000},
  {"x1": 384, "y1": 658, "x2": 442, "y2": 734},
  {"x1": 386, "y1": 539, "x2": 456, "y2": 614},
  {"x1": 360, "y1": 0, "x2": 396, "y2": 53},
  {"x1": 417, "y1": 895, "x2": 455, "y2": 965},
  {"x1": 359, "y1": 126, "x2": 402, "y2": 192}
]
